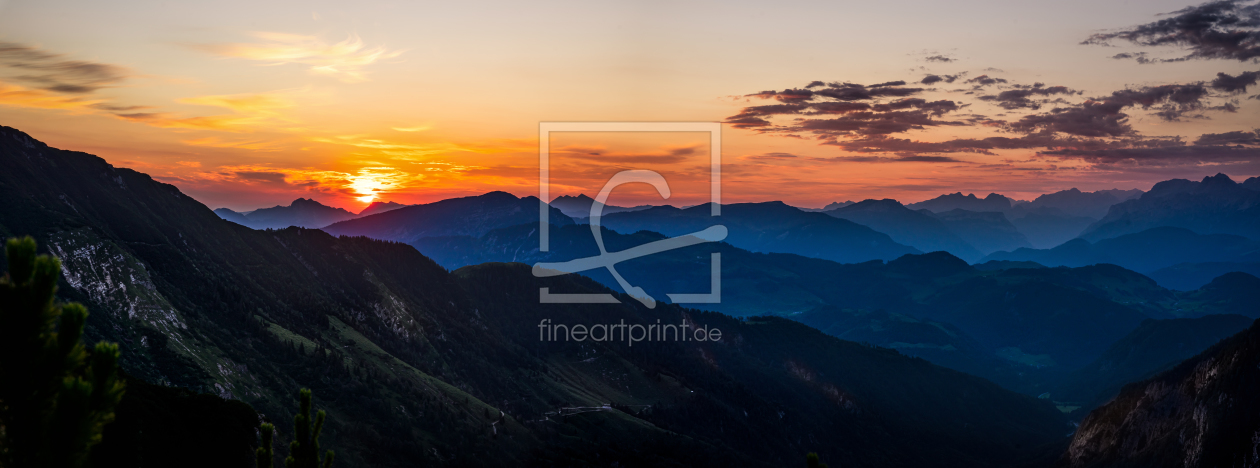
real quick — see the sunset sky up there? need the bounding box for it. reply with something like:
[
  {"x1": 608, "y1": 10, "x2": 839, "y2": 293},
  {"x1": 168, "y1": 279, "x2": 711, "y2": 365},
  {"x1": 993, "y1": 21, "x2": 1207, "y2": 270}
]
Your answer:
[{"x1": 1, "y1": 0, "x2": 1258, "y2": 211}]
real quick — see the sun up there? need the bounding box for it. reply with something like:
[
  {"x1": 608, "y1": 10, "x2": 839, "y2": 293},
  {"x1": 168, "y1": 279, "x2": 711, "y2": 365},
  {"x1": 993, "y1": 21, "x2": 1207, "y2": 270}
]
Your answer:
[{"x1": 344, "y1": 167, "x2": 420, "y2": 205}]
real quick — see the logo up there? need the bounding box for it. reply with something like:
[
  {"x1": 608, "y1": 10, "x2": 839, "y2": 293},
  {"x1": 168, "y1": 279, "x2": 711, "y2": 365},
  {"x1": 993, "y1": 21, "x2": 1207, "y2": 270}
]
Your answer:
[{"x1": 534, "y1": 122, "x2": 724, "y2": 308}]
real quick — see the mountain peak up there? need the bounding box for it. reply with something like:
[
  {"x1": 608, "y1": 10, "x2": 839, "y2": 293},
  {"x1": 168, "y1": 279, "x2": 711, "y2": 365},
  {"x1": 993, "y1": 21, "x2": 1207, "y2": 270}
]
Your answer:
[
  {"x1": 1201, "y1": 172, "x2": 1236, "y2": 186},
  {"x1": 478, "y1": 191, "x2": 521, "y2": 201},
  {"x1": 291, "y1": 197, "x2": 328, "y2": 207},
  {"x1": 359, "y1": 200, "x2": 408, "y2": 217},
  {"x1": 846, "y1": 198, "x2": 907, "y2": 211}
]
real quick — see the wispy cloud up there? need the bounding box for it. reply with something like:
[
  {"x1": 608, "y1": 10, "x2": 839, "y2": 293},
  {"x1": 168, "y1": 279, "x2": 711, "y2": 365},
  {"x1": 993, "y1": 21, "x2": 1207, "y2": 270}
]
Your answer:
[
  {"x1": 193, "y1": 32, "x2": 404, "y2": 82},
  {"x1": 0, "y1": 81, "x2": 105, "y2": 111},
  {"x1": 190, "y1": 164, "x2": 427, "y2": 203},
  {"x1": 1084, "y1": 0, "x2": 1260, "y2": 63},
  {"x1": 0, "y1": 42, "x2": 129, "y2": 93}
]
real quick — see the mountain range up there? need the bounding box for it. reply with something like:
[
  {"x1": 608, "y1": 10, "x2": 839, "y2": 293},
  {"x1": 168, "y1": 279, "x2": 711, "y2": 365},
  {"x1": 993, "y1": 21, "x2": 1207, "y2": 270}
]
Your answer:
[
  {"x1": 214, "y1": 199, "x2": 409, "y2": 230},
  {"x1": 548, "y1": 194, "x2": 654, "y2": 219},
  {"x1": 907, "y1": 192, "x2": 1018, "y2": 213},
  {"x1": 1080, "y1": 173, "x2": 1260, "y2": 241},
  {"x1": 322, "y1": 191, "x2": 573, "y2": 243},
  {"x1": 823, "y1": 199, "x2": 984, "y2": 261},
  {"x1": 981, "y1": 226, "x2": 1260, "y2": 288},
  {"x1": 596, "y1": 201, "x2": 921, "y2": 264},
  {"x1": 4, "y1": 123, "x2": 1258, "y2": 466},
  {"x1": 0, "y1": 124, "x2": 1084, "y2": 467}
]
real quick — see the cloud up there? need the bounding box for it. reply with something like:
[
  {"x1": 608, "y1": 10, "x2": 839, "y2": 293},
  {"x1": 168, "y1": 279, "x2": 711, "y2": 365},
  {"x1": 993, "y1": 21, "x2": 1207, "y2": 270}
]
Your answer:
[
  {"x1": 965, "y1": 75, "x2": 1008, "y2": 87},
  {"x1": 924, "y1": 55, "x2": 955, "y2": 63},
  {"x1": 1009, "y1": 83, "x2": 1214, "y2": 137},
  {"x1": 193, "y1": 32, "x2": 404, "y2": 82},
  {"x1": 726, "y1": 80, "x2": 962, "y2": 141},
  {"x1": 745, "y1": 152, "x2": 800, "y2": 161},
  {"x1": 0, "y1": 41, "x2": 302, "y2": 134},
  {"x1": 1084, "y1": 0, "x2": 1260, "y2": 62},
  {"x1": 1193, "y1": 129, "x2": 1260, "y2": 144},
  {"x1": 725, "y1": 69, "x2": 1256, "y2": 170},
  {"x1": 1210, "y1": 70, "x2": 1260, "y2": 92},
  {"x1": 978, "y1": 83, "x2": 1082, "y2": 110},
  {"x1": 840, "y1": 154, "x2": 964, "y2": 162},
  {"x1": 182, "y1": 137, "x2": 285, "y2": 151},
  {"x1": 0, "y1": 81, "x2": 104, "y2": 111},
  {"x1": 921, "y1": 73, "x2": 964, "y2": 85},
  {"x1": 1040, "y1": 145, "x2": 1260, "y2": 165},
  {"x1": 195, "y1": 164, "x2": 426, "y2": 202},
  {"x1": 0, "y1": 42, "x2": 129, "y2": 94},
  {"x1": 178, "y1": 91, "x2": 296, "y2": 114},
  {"x1": 552, "y1": 144, "x2": 703, "y2": 165}
]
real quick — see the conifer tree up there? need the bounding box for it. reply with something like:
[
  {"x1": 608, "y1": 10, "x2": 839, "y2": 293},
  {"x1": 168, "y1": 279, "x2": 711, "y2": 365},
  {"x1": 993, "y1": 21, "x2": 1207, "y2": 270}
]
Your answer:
[
  {"x1": 284, "y1": 388, "x2": 334, "y2": 468},
  {"x1": 0, "y1": 236, "x2": 126, "y2": 468},
  {"x1": 257, "y1": 422, "x2": 275, "y2": 468}
]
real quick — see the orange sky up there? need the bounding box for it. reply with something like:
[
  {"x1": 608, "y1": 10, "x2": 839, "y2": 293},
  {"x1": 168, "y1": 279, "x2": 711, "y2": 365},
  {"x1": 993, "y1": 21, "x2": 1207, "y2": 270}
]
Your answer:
[{"x1": 1, "y1": 0, "x2": 1257, "y2": 212}]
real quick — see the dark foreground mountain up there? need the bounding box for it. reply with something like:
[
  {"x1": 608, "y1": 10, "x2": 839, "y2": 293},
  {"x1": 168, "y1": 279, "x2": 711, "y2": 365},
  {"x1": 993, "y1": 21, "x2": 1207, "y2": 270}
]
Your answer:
[
  {"x1": 981, "y1": 227, "x2": 1260, "y2": 287},
  {"x1": 1051, "y1": 314, "x2": 1254, "y2": 411},
  {"x1": 215, "y1": 198, "x2": 358, "y2": 229},
  {"x1": 1080, "y1": 173, "x2": 1260, "y2": 242},
  {"x1": 823, "y1": 199, "x2": 983, "y2": 262},
  {"x1": 598, "y1": 201, "x2": 921, "y2": 263},
  {"x1": 0, "y1": 125, "x2": 1071, "y2": 466},
  {"x1": 1061, "y1": 318, "x2": 1260, "y2": 468}
]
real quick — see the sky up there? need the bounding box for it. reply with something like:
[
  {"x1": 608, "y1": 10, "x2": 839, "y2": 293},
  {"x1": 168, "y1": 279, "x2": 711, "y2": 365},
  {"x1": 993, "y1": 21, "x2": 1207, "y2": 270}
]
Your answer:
[{"x1": 1, "y1": 0, "x2": 1258, "y2": 211}]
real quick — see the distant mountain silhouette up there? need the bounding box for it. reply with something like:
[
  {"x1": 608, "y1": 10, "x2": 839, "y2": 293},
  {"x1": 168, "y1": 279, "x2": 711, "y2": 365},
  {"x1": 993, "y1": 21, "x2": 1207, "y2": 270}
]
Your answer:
[
  {"x1": 981, "y1": 227, "x2": 1260, "y2": 286},
  {"x1": 598, "y1": 201, "x2": 920, "y2": 264},
  {"x1": 1052, "y1": 314, "x2": 1254, "y2": 411},
  {"x1": 1147, "y1": 261, "x2": 1260, "y2": 291},
  {"x1": 212, "y1": 207, "x2": 250, "y2": 225},
  {"x1": 1008, "y1": 207, "x2": 1098, "y2": 249},
  {"x1": 928, "y1": 209, "x2": 1031, "y2": 255},
  {"x1": 321, "y1": 191, "x2": 573, "y2": 243},
  {"x1": 214, "y1": 198, "x2": 357, "y2": 229},
  {"x1": 824, "y1": 199, "x2": 983, "y2": 261},
  {"x1": 798, "y1": 200, "x2": 855, "y2": 212},
  {"x1": 1, "y1": 124, "x2": 1086, "y2": 467},
  {"x1": 357, "y1": 200, "x2": 409, "y2": 217},
  {"x1": 1063, "y1": 318, "x2": 1260, "y2": 468},
  {"x1": 548, "y1": 194, "x2": 653, "y2": 219},
  {"x1": 1012, "y1": 188, "x2": 1142, "y2": 219},
  {"x1": 1081, "y1": 173, "x2": 1260, "y2": 241},
  {"x1": 906, "y1": 192, "x2": 1015, "y2": 213},
  {"x1": 415, "y1": 221, "x2": 1186, "y2": 381}
]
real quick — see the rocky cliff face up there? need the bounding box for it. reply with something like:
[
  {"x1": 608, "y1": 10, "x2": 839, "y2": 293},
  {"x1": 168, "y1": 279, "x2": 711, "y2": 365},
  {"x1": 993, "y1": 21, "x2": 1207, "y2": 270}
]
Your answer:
[{"x1": 1062, "y1": 318, "x2": 1260, "y2": 468}]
